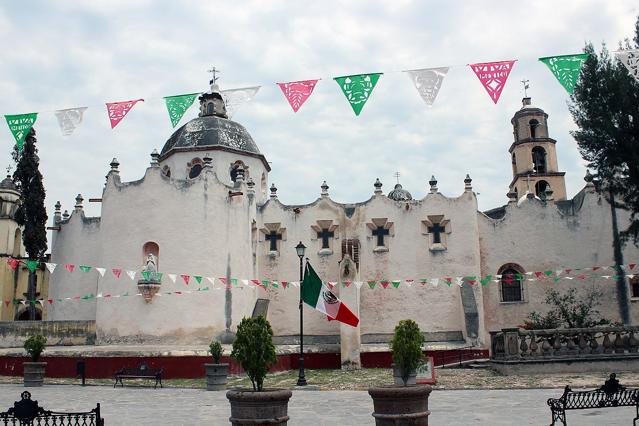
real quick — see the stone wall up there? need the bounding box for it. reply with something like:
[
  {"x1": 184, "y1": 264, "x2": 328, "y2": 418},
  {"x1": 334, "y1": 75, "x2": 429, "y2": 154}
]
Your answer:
[{"x1": 0, "y1": 320, "x2": 95, "y2": 348}]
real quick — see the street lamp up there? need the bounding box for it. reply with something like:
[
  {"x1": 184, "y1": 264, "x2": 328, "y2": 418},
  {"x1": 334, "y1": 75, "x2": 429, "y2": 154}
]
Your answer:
[{"x1": 295, "y1": 241, "x2": 307, "y2": 386}]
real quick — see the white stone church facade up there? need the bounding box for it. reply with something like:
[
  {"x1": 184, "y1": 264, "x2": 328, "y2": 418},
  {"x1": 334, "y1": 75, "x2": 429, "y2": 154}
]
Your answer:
[{"x1": 48, "y1": 81, "x2": 639, "y2": 362}]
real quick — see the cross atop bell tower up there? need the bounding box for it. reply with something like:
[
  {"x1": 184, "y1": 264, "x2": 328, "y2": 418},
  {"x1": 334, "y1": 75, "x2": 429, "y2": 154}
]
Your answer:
[{"x1": 199, "y1": 67, "x2": 228, "y2": 119}]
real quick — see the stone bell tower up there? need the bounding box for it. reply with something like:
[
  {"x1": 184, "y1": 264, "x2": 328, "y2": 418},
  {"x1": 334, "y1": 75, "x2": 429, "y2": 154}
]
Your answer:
[{"x1": 508, "y1": 97, "x2": 567, "y2": 200}]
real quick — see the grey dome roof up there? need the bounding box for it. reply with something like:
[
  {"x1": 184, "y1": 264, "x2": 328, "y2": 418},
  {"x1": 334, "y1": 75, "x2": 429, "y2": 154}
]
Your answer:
[
  {"x1": 387, "y1": 183, "x2": 412, "y2": 201},
  {"x1": 0, "y1": 174, "x2": 17, "y2": 191},
  {"x1": 161, "y1": 115, "x2": 260, "y2": 156}
]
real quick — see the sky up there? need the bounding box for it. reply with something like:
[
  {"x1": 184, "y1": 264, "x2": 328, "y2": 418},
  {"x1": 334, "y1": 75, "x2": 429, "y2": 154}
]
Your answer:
[{"x1": 0, "y1": 1, "x2": 637, "y2": 233}]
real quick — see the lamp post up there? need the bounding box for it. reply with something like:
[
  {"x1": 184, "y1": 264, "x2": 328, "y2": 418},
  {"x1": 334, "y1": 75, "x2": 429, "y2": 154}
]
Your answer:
[{"x1": 295, "y1": 241, "x2": 307, "y2": 386}]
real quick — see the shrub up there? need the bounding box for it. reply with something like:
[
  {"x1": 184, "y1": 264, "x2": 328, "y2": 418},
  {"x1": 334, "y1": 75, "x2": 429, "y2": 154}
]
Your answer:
[
  {"x1": 390, "y1": 319, "x2": 424, "y2": 386},
  {"x1": 525, "y1": 287, "x2": 610, "y2": 329},
  {"x1": 231, "y1": 316, "x2": 277, "y2": 391},
  {"x1": 24, "y1": 334, "x2": 46, "y2": 362},
  {"x1": 209, "y1": 340, "x2": 223, "y2": 364}
]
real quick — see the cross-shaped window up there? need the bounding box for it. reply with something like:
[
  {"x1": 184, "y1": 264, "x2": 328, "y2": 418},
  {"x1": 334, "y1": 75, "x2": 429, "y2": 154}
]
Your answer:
[
  {"x1": 372, "y1": 226, "x2": 389, "y2": 247},
  {"x1": 427, "y1": 223, "x2": 445, "y2": 244},
  {"x1": 264, "y1": 230, "x2": 282, "y2": 251},
  {"x1": 317, "y1": 229, "x2": 334, "y2": 249}
]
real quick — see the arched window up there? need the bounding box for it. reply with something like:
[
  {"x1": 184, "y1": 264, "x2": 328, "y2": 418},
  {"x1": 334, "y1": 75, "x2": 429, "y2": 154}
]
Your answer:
[
  {"x1": 230, "y1": 160, "x2": 248, "y2": 183},
  {"x1": 535, "y1": 180, "x2": 549, "y2": 198},
  {"x1": 511, "y1": 153, "x2": 517, "y2": 174},
  {"x1": 188, "y1": 158, "x2": 203, "y2": 179},
  {"x1": 12, "y1": 228, "x2": 21, "y2": 257},
  {"x1": 531, "y1": 146, "x2": 546, "y2": 174},
  {"x1": 498, "y1": 263, "x2": 525, "y2": 302},
  {"x1": 162, "y1": 165, "x2": 171, "y2": 178},
  {"x1": 260, "y1": 173, "x2": 267, "y2": 197},
  {"x1": 16, "y1": 307, "x2": 42, "y2": 321},
  {"x1": 142, "y1": 241, "x2": 159, "y2": 270},
  {"x1": 529, "y1": 119, "x2": 540, "y2": 139},
  {"x1": 206, "y1": 103, "x2": 214, "y2": 115}
]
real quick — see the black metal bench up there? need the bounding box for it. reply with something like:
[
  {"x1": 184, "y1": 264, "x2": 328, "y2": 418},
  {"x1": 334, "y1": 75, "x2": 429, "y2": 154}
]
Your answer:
[
  {"x1": 0, "y1": 391, "x2": 103, "y2": 426},
  {"x1": 547, "y1": 373, "x2": 639, "y2": 425},
  {"x1": 114, "y1": 362, "x2": 163, "y2": 388}
]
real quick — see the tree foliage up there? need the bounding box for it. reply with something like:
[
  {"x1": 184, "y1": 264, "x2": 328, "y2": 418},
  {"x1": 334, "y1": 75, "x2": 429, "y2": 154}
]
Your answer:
[
  {"x1": 231, "y1": 316, "x2": 277, "y2": 391},
  {"x1": 524, "y1": 288, "x2": 610, "y2": 330},
  {"x1": 12, "y1": 128, "x2": 48, "y2": 260},
  {"x1": 389, "y1": 319, "x2": 425, "y2": 386},
  {"x1": 24, "y1": 334, "x2": 46, "y2": 362},
  {"x1": 569, "y1": 16, "x2": 639, "y2": 244}
]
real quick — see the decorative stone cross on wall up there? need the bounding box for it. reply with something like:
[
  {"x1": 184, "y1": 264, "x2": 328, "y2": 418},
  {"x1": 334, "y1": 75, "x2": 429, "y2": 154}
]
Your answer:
[
  {"x1": 366, "y1": 218, "x2": 394, "y2": 253},
  {"x1": 265, "y1": 230, "x2": 282, "y2": 251},
  {"x1": 311, "y1": 220, "x2": 339, "y2": 254},
  {"x1": 260, "y1": 223, "x2": 286, "y2": 256},
  {"x1": 422, "y1": 215, "x2": 450, "y2": 252}
]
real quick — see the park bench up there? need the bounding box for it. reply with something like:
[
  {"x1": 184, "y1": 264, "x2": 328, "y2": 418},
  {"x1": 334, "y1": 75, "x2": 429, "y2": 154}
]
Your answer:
[
  {"x1": 547, "y1": 373, "x2": 639, "y2": 425},
  {"x1": 113, "y1": 362, "x2": 163, "y2": 388},
  {"x1": 0, "y1": 391, "x2": 103, "y2": 426}
]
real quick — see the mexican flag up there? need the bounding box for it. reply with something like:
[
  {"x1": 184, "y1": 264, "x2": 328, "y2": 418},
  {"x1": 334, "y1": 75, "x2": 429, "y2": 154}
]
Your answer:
[{"x1": 302, "y1": 262, "x2": 359, "y2": 327}]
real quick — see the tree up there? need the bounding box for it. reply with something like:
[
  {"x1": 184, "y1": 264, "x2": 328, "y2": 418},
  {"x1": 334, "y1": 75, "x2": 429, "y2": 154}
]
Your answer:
[
  {"x1": 569, "y1": 17, "x2": 639, "y2": 244},
  {"x1": 524, "y1": 288, "x2": 610, "y2": 330},
  {"x1": 12, "y1": 128, "x2": 48, "y2": 320}
]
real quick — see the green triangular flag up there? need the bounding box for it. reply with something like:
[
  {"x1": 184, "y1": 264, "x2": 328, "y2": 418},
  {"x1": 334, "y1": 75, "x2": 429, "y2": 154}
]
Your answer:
[
  {"x1": 5, "y1": 113, "x2": 37, "y2": 151},
  {"x1": 25, "y1": 260, "x2": 38, "y2": 273},
  {"x1": 122, "y1": 291, "x2": 129, "y2": 297},
  {"x1": 141, "y1": 271, "x2": 151, "y2": 281},
  {"x1": 154, "y1": 272, "x2": 163, "y2": 281},
  {"x1": 367, "y1": 280, "x2": 376, "y2": 289},
  {"x1": 334, "y1": 73, "x2": 382, "y2": 116},
  {"x1": 231, "y1": 278, "x2": 238, "y2": 287},
  {"x1": 79, "y1": 265, "x2": 92, "y2": 273},
  {"x1": 539, "y1": 54, "x2": 589, "y2": 94},
  {"x1": 262, "y1": 280, "x2": 270, "y2": 288},
  {"x1": 164, "y1": 93, "x2": 199, "y2": 127},
  {"x1": 480, "y1": 275, "x2": 492, "y2": 286},
  {"x1": 200, "y1": 286, "x2": 209, "y2": 291},
  {"x1": 544, "y1": 271, "x2": 553, "y2": 277},
  {"x1": 194, "y1": 275, "x2": 202, "y2": 284},
  {"x1": 391, "y1": 280, "x2": 401, "y2": 288}
]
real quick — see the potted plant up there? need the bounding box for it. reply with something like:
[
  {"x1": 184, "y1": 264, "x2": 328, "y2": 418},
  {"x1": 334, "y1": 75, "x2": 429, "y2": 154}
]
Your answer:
[
  {"x1": 226, "y1": 316, "x2": 291, "y2": 425},
  {"x1": 204, "y1": 340, "x2": 229, "y2": 391},
  {"x1": 368, "y1": 320, "x2": 432, "y2": 425},
  {"x1": 23, "y1": 334, "x2": 47, "y2": 387}
]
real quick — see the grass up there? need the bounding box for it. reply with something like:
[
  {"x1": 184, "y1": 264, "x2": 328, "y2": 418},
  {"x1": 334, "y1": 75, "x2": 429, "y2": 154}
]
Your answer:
[{"x1": 2, "y1": 368, "x2": 639, "y2": 391}]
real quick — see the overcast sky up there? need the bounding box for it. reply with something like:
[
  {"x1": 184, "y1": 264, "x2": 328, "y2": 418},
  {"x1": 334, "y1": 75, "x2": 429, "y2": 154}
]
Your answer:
[{"x1": 1, "y1": 1, "x2": 637, "y2": 234}]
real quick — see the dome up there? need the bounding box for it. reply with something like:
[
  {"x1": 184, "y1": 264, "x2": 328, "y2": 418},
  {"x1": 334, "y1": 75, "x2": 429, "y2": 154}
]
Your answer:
[
  {"x1": 160, "y1": 115, "x2": 260, "y2": 157},
  {"x1": 387, "y1": 183, "x2": 412, "y2": 201},
  {"x1": 0, "y1": 174, "x2": 17, "y2": 191}
]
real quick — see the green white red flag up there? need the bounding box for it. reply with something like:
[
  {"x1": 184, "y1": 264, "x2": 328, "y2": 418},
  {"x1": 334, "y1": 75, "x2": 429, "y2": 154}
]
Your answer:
[{"x1": 301, "y1": 262, "x2": 359, "y2": 327}]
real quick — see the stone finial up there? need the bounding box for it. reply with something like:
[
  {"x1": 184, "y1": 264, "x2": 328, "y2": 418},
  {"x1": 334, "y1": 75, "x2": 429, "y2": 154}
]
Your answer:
[
  {"x1": 464, "y1": 174, "x2": 472, "y2": 191},
  {"x1": 54, "y1": 201, "x2": 62, "y2": 223},
  {"x1": 246, "y1": 177, "x2": 255, "y2": 200},
  {"x1": 545, "y1": 187, "x2": 554, "y2": 201},
  {"x1": 54, "y1": 201, "x2": 61, "y2": 213},
  {"x1": 584, "y1": 169, "x2": 596, "y2": 193},
  {"x1": 62, "y1": 210, "x2": 70, "y2": 220},
  {"x1": 507, "y1": 191, "x2": 518, "y2": 204},
  {"x1": 203, "y1": 154, "x2": 213, "y2": 169},
  {"x1": 110, "y1": 158, "x2": 120, "y2": 173},
  {"x1": 150, "y1": 149, "x2": 160, "y2": 167},
  {"x1": 429, "y1": 175, "x2": 438, "y2": 193},
  {"x1": 235, "y1": 167, "x2": 245, "y2": 184},
  {"x1": 321, "y1": 181, "x2": 329, "y2": 197},
  {"x1": 74, "y1": 194, "x2": 83, "y2": 211},
  {"x1": 374, "y1": 178, "x2": 383, "y2": 195},
  {"x1": 270, "y1": 183, "x2": 278, "y2": 199}
]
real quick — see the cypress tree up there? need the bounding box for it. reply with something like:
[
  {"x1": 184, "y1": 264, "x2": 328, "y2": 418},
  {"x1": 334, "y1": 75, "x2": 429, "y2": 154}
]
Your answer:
[{"x1": 12, "y1": 128, "x2": 48, "y2": 320}]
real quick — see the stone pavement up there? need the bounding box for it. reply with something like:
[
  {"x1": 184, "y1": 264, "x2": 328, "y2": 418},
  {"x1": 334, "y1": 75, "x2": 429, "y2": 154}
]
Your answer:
[{"x1": 0, "y1": 384, "x2": 636, "y2": 425}]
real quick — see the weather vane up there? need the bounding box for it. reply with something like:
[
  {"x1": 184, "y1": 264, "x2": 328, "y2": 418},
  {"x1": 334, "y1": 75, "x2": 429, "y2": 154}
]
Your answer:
[
  {"x1": 521, "y1": 78, "x2": 530, "y2": 97},
  {"x1": 394, "y1": 171, "x2": 401, "y2": 184},
  {"x1": 207, "y1": 67, "x2": 221, "y2": 84},
  {"x1": 6, "y1": 166, "x2": 11, "y2": 176}
]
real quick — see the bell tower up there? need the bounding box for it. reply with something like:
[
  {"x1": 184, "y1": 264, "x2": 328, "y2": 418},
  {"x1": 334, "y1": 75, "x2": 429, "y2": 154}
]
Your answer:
[{"x1": 508, "y1": 97, "x2": 566, "y2": 200}]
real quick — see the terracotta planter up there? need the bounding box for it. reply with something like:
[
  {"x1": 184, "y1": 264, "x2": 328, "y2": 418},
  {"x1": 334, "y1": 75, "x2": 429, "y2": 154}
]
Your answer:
[
  {"x1": 368, "y1": 385, "x2": 432, "y2": 426},
  {"x1": 204, "y1": 363, "x2": 229, "y2": 391},
  {"x1": 392, "y1": 365, "x2": 417, "y2": 386},
  {"x1": 226, "y1": 388, "x2": 292, "y2": 425},
  {"x1": 23, "y1": 362, "x2": 47, "y2": 387}
]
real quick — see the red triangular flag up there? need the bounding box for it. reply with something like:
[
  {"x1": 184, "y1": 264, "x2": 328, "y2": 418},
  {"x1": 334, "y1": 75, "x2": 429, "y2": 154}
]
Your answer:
[
  {"x1": 565, "y1": 268, "x2": 572, "y2": 274},
  {"x1": 469, "y1": 60, "x2": 516, "y2": 104},
  {"x1": 106, "y1": 98, "x2": 144, "y2": 129},
  {"x1": 47, "y1": 299, "x2": 53, "y2": 305},
  {"x1": 277, "y1": 80, "x2": 319, "y2": 112},
  {"x1": 180, "y1": 274, "x2": 190, "y2": 285},
  {"x1": 629, "y1": 264, "x2": 637, "y2": 270},
  {"x1": 592, "y1": 266, "x2": 600, "y2": 272},
  {"x1": 380, "y1": 280, "x2": 390, "y2": 289},
  {"x1": 534, "y1": 271, "x2": 543, "y2": 279},
  {"x1": 218, "y1": 277, "x2": 228, "y2": 287},
  {"x1": 4, "y1": 300, "x2": 9, "y2": 307},
  {"x1": 65, "y1": 264, "x2": 75, "y2": 273},
  {"x1": 577, "y1": 274, "x2": 586, "y2": 280},
  {"x1": 7, "y1": 258, "x2": 20, "y2": 270},
  {"x1": 112, "y1": 268, "x2": 122, "y2": 278},
  {"x1": 251, "y1": 279, "x2": 266, "y2": 289},
  {"x1": 281, "y1": 281, "x2": 288, "y2": 289}
]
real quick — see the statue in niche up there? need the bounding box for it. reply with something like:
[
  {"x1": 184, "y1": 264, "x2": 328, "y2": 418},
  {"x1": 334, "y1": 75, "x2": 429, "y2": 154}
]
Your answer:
[
  {"x1": 143, "y1": 253, "x2": 157, "y2": 274},
  {"x1": 138, "y1": 253, "x2": 160, "y2": 303}
]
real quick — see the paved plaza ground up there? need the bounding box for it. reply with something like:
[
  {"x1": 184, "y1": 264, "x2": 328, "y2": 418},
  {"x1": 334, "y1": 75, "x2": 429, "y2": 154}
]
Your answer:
[{"x1": 1, "y1": 383, "x2": 637, "y2": 425}]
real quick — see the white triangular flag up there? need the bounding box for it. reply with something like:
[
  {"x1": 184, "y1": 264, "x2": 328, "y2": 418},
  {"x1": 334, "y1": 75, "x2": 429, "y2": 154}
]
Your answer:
[
  {"x1": 96, "y1": 293, "x2": 103, "y2": 298},
  {"x1": 455, "y1": 277, "x2": 464, "y2": 287},
  {"x1": 241, "y1": 279, "x2": 249, "y2": 286},
  {"x1": 168, "y1": 274, "x2": 177, "y2": 283},
  {"x1": 355, "y1": 281, "x2": 363, "y2": 289},
  {"x1": 627, "y1": 274, "x2": 635, "y2": 279},
  {"x1": 405, "y1": 279, "x2": 414, "y2": 287},
  {"x1": 206, "y1": 276, "x2": 215, "y2": 285},
  {"x1": 126, "y1": 270, "x2": 136, "y2": 280},
  {"x1": 555, "y1": 270, "x2": 563, "y2": 276},
  {"x1": 616, "y1": 49, "x2": 639, "y2": 82},
  {"x1": 291, "y1": 281, "x2": 300, "y2": 288},
  {"x1": 221, "y1": 86, "x2": 261, "y2": 118},
  {"x1": 95, "y1": 267, "x2": 106, "y2": 277},
  {"x1": 430, "y1": 278, "x2": 439, "y2": 287},
  {"x1": 404, "y1": 67, "x2": 449, "y2": 106},
  {"x1": 54, "y1": 107, "x2": 88, "y2": 136},
  {"x1": 45, "y1": 263, "x2": 57, "y2": 273}
]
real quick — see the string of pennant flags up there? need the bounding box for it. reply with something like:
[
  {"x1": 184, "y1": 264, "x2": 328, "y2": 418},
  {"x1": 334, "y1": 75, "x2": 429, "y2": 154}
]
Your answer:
[
  {"x1": 6, "y1": 257, "x2": 639, "y2": 306},
  {"x1": 4, "y1": 50, "x2": 638, "y2": 152}
]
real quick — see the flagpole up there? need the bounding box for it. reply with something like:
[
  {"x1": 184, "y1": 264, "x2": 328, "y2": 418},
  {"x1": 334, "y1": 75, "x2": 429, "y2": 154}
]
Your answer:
[{"x1": 295, "y1": 242, "x2": 307, "y2": 386}]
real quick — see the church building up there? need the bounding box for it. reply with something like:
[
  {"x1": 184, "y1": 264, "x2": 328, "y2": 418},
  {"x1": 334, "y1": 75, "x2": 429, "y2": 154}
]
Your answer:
[{"x1": 46, "y1": 78, "x2": 639, "y2": 366}]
